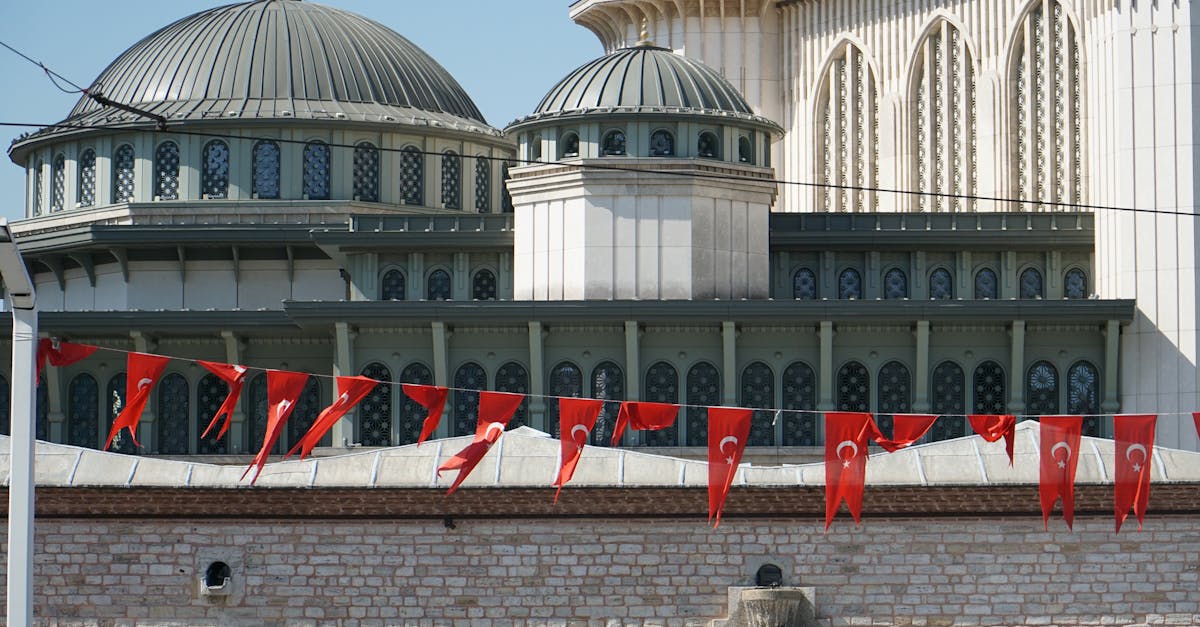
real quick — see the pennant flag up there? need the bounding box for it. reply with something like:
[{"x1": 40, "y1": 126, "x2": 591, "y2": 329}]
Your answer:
[
  {"x1": 36, "y1": 339, "x2": 97, "y2": 381},
  {"x1": 243, "y1": 371, "x2": 310, "y2": 484},
  {"x1": 1039, "y1": 416, "x2": 1084, "y2": 530},
  {"x1": 287, "y1": 375, "x2": 379, "y2": 460},
  {"x1": 1193, "y1": 412, "x2": 1200, "y2": 443},
  {"x1": 1114, "y1": 414, "x2": 1156, "y2": 533},
  {"x1": 824, "y1": 411, "x2": 874, "y2": 530},
  {"x1": 403, "y1": 384, "x2": 450, "y2": 445},
  {"x1": 437, "y1": 391, "x2": 525, "y2": 494},
  {"x1": 553, "y1": 398, "x2": 604, "y2": 503},
  {"x1": 197, "y1": 361, "x2": 248, "y2": 440},
  {"x1": 870, "y1": 414, "x2": 938, "y2": 452},
  {"x1": 610, "y1": 401, "x2": 680, "y2": 447},
  {"x1": 707, "y1": 407, "x2": 752, "y2": 527},
  {"x1": 968, "y1": 414, "x2": 1017, "y2": 464},
  {"x1": 103, "y1": 352, "x2": 170, "y2": 450}
]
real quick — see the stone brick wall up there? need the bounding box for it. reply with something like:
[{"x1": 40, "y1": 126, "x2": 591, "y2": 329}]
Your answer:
[{"x1": 4, "y1": 515, "x2": 1199, "y2": 625}]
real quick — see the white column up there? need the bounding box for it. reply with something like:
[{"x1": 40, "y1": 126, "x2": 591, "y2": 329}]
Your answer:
[
  {"x1": 7, "y1": 306, "x2": 37, "y2": 627},
  {"x1": 330, "y1": 322, "x2": 354, "y2": 448}
]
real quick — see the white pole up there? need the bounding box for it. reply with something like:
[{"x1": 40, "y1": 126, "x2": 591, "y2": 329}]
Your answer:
[{"x1": 7, "y1": 304, "x2": 37, "y2": 626}]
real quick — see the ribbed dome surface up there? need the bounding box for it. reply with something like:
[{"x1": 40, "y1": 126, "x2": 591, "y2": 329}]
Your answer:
[{"x1": 63, "y1": 0, "x2": 488, "y2": 128}]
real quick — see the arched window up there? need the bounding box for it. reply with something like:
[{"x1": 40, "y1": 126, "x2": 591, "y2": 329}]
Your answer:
[
  {"x1": 650, "y1": 130, "x2": 675, "y2": 157},
  {"x1": 427, "y1": 269, "x2": 452, "y2": 300},
  {"x1": 782, "y1": 361, "x2": 817, "y2": 446},
  {"x1": 106, "y1": 373, "x2": 133, "y2": 454},
  {"x1": 441, "y1": 151, "x2": 461, "y2": 209},
  {"x1": 1064, "y1": 268, "x2": 1087, "y2": 299},
  {"x1": 33, "y1": 159, "x2": 43, "y2": 215},
  {"x1": 1068, "y1": 360, "x2": 1100, "y2": 436},
  {"x1": 474, "y1": 156, "x2": 491, "y2": 213},
  {"x1": 353, "y1": 142, "x2": 380, "y2": 202},
  {"x1": 302, "y1": 141, "x2": 331, "y2": 200},
  {"x1": 381, "y1": 269, "x2": 406, "y2": 301},
  {"x1": 642, "y1": 361, "x2": 679, "y2": 446},
  {"x1": 400, "y1": 146, "x2": 423, "y2": 205},
  {"x1": 359, "y1": 362, "x2": 392, "y2": 447},
  {"x1": 78, "y1": 149, "x2": 96, "y2": 207},
  {"x1": 1026, "y1": 360, "x2": 1059, "y2": 415},
  {"x1": 685, "y1": 362, "x2": 720, "y2": 446},
  {"x1": 51, "y1": 154, "x2": 65, "y2": 211},
  {"x1": 817, "y1": 41, "x2": 879, "y2": 212},
  {"x1": 929, "y1": 361, "x2": 966, "y2": 441},
  {"x1": 196, "y1": 373, "x2": 228, "y2": 454},
  {"x1": 463, "y1": 269, "x2": 494, "y2": 302},
  {"x1": 911, "y1": 19, "x2": 976, "y2": 212},
  {"x1": 397, "y1": 363, "x2": 433, "y2": 444},
  {"x1": 157, "y1": 373, "x2": 190, "y2": 454},
  {"x1": 591, "y1": 361, "x2": 624, "y2": 446},
  {"x1": 972, "y1": 360, "x2": 1007, "y2": 414},
  {"x1": 929, "y1": 268, "x2": 954, "y2": 300},
  {"x1": 740, "y1": 361, "x2": 775, "y2": 446},
  {"x1": 697, "y1": 131, "x2": 720, "y2": 159},
  {"x1": 530, "y1": 134, "x2": 543, "y2": 161},
  {"x1": 738, "y1": 136, "x2": 753, "y2": 163},
  {"x1": 836, "y1": 361, "x2": 870, "y2": 412},
  {"x1": 453, "y1": 362, "x2": 487, "y2": 436},
  {"x1": 495, "y1": 361, "x2": 529, "y2": 428},
  {"x1": 974, "y1": 268, "x2": 998, "y2": 299},
  {"x1": 838, "y1": 268, "x2": 862, "y2": 299},
  {"x1": 601, "y1": 130, "x2": 626, "y2": 156},
  {"x1": 67, "y1": 373, "x2": 98, "y2": 448},
  {"x1": 201, "y1": 140, "x2": 230, "y2": 199},
  {"x1": 252, "y1": 140, "x2": 281, "y2": 199},
  {"x1": 285, "y1": 377, "x2": 322, "y2": 452},
  {"x1": 1010, "y1": 0, "x2": 1082, "y2": 210},
  {"x1": 793, "y1": 268, "x2": 818, "y2": 300},
  {"x1": 1020, "y1": 267, "x2": 1044, "y2": 299},
  {"x1": 112, "y1": 144, "x2": 135, "y2": 203},
  {"x1": 0, "y1": 375, "x2": 9, "y2": 436},
  {"x1": 547, "y1": 361, "x2": 583, "y2": 437},
  {"x1": 245, "y1": 372, "x2": 269, "y2": 454},
  {"x1": 883, "y1": 268, "x2": 909, "y2": 299},
  {"x1": 500, "y1": 162, "x2": 514, "y2": 213},
  {"x1": 876, "y1": 361, "x2": 911, "y2": 436},
  {"x1": 559, "y1": 132, "x2": 579, "y2": 159},
  {"x1": 154, "y1": 141, "x2": 180, "y2": 200}
]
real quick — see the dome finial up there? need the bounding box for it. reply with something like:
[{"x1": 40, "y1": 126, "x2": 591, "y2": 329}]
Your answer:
[{"x1": 636, "y1": 17, "x2": 654, "y2": 47}]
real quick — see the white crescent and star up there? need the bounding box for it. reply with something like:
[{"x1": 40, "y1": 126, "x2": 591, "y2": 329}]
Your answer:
[
  {"x1": 137, "y1": 377, "x2": 154, "y2": 391},
  {"x1": 836, "y1": 440, "x2": 859, "y2": 468},
  {"x1": 570, "y1": 424, "x2": 590, "y2": 448},
  {"x1": 277, "y1": 399, "x2": 293, "y2": 414},
  {"x1": 337, "y1": 391, "x2": 351, "y2": 405},
  {"x1": 1050, "y1": 441, "x2": 1072, "y2": 469},
  {"x1": 719, "y1": 436, "x2": 740, "y2": 465},
  {"x1": 484, "y1": 421, "x2": 506, "y2": 440},
  {"x1": 1125, "y1": 443, "x2": 1148, "y2": 472}
]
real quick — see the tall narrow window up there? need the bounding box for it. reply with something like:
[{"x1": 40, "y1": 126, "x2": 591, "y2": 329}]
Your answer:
[
  {"x1": 359, "y1": 362, "x2": 392, "y2": 447},
  {"x1": 0, "y1": 375, "x2": 9, "y2": 436},
  {"x1": 472, "y1": 269, "x2": 497, "y2": 300},
  {"x1": 817, "y1": 41, "x2": 879, "y2": 212},
  {"x1": 1011, "y1": 0, "x2": 1082, "y2": 210},
  {"x1": 838, "y1": 268, "x2": 862, "y2": 299},
  {"x1": 78, "y1": 149, "x2": 96, "y2": 207},
  {"x1": 245, "y1": 373, "x2": 269, "y2": 454},
  {"x1": 397, "y1": 363, "x2": 433, "y2": 443},
  {"x1": 381, "y1": 269, "x2": 406, "y2": 301},
  {"x1": 441, "y1": 151, "x2": 461, "y2": 209},
  {"x1": 474, "y1": 156, "x2": 491, "y2": 213},
  {"x1": 495, "y1": 361, "x2": 529, "y2": 428},
  {"x1": 929, "y1": 268, "x2": 954, "y2": 300},
  {"x1": 974, "y1": 268, "x2": 998, "y2": 299},
  {"x1": 876, "y1": 361, "x2": 911, "y2": 437},
  {"x1": 51, "y1": 154, "x2": 65, "y2": 211},
  {"x1": 285, "y1": 377, "x2": 322, "y2": 452},
  {"x1": 698, "y1": 132, "x2": 720, "y2": 159},
  {"x1": 590, "y1": 361, "x2": 624, "y2": 446},
  {"x1": 793, "y1": 268, "x2": 817, "y2": 300},
  {"x1": 929, "y1": 361, "x2": 966, "y2": 441},
  {"x1": 836, "y1": 361, "x2": 869, "y2": 412},
  {"x1": 559, "y1": 133, "x2": 579, "y2": 159},
  {"x1": 972, "y1": 361, "x2": 1007, "y2": 414},
  {"x1": 1064, "y1": 268, "x2": 1087, "y2": 299},
  {"x1": 400, "y1": 146, "x2": 423, "y2": 205},
  {"x1": 500, "y1": 162, "x2": 514, "y2": 213},
  {"x1": 547, "y1": 361, "x2": 583, "y2": 437},
  {"x1": 67, "y1": 373, "x2": 99, "y2": 448},
  {"x1": 782, "y1": 361, "x2": 817, "y2": 446},
  {"x1": 1020, "y1": 267, "x2": 1044, "y2": 299},
  {"x1": 37, "y1": 377, "x2": 48, "y2": 442},
  {"x1": 1026, "y1": 360, "x2": 1059, "y2": 415},
  {"x1": 740, "y1": 361, "x2": 775, "y2": 446},
  {"x1": 107, "y1": 373, "x2": 133, "y2": 454},
  {"x1": 353, "y1": 142, "x2": 380, "y2": 202},
  {"x1": 912, "y1": 19, "x2": 976, "y2": 212},
  {"x1": 884, "y1": 268, "x2": 909, "y2": 299},
  {"x1": 154, "y1": 141, "x2": 180, "y2": 200},
  {"x1": 685, "y1": 362, "x2": 720, "y2": 446},
  {"x1": 427, "y1": 269, "x2": 452, "y2": 300},
  {"x1": 1068, "y1": 361, "x2": 1101, "y2": 436},
  {"x1": 302, "y1": 141, "x2": 331, "y2": 200},
  {"x1": 453, "y1": 362, "x2": 487, "y2": 436},
  {"x1": 642, "y1": 361, "x2": 679, "y2": 446},
  {"x1": 252, "y1": 140, "x2": 281, "y2": 199},
  {"x1": 196, "y1": 373, "x2": 228, "y2": 454},
  {"x1": 201, "y1": 140, "x2": 230, "y2": 199},
  {"x1": 738, "y1": 136, "x2": 753, "y2": 163},
  {"x1": 33, "y1": 159, "x2": 44, "y2": 215},
  {"x1": 112, "y1": 144, "x2": 135, "y2": 203},
  {"x1": 157, "y1": 373, "x2": 190, "y2": 454}
]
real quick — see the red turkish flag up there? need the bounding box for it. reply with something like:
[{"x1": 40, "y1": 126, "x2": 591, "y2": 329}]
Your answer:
[
  {"x1": 708, "y1": 407, "x2": 752, "y2": 527},
  {"x1": 287, "y1": 376, "x2": 379, "y2": 460},
  {"x1": 103, "y1": 352, "x2": 170, "y2": 450},
  {"x1": 610, "y1": 401, "x2": 680, "y2": 446},
  {"x1": 553, "y1": 398, "x2": 604, "y2": 502},
  {"x1": 870, "y1": 414, "x2": 938, "y2": 452},
  {"x1": 197, "y1": 361, "x2": 249, "y2": 440},
  {"x1": 243, "y1": 371, "x2": 310, "y2": 484},
  {"x1": 824, "y1": 412, "x2": 874, "y2": 530},
  {"x1": 968, "y1": 414, "x2": 1017, "y2": 464},
  {"x1": 1114, "y1": 414, "x2": 1156, "y2": 533},
  {"x1": 36, "y1": 339, "x2": 97, "y2": 381},
  {"x1": 403, "y1": 384, "x2": 450, "y2": 445},
  {"x1": 1039, "y1": 416, "x2": 1083, "y2": 530},
  {"x1": 437, "y1": 391, "x2": 525, "y2": 494},
  {"x1": 1192, "y1": 412, "x2": 1200, "y2": 443}
]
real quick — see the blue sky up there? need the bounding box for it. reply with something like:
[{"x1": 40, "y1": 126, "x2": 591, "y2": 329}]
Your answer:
[{"x1": 0, "y1": 0, "x2": 601, "y2": 219}]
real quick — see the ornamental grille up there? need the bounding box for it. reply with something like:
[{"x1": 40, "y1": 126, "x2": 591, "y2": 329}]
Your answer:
[
  {"x1": 972, "y1": 361, "x2": 1007, "y2": 415},
  {"x1": 112, "y1": 144, "x2": 135, "y2": 203},
  {"x1": 1026, "y1": 361, "x2": 1059, "y2": 416},
  {"x1": 1065, "y1": 269, "x2": 1087, "y2": 299},
  {"x1": 817, "y1": 41, "x2": 879, "y2": 212},
  {"x1": 284, "y1": 377, "x2": 322, "y2": 451},
  {"x1": 590, "y1": 362, "x2": 624, "y2": 447},
  {"x1": 738, "y1": 136, "x2": 752, "y2": 163},
  {"x1": 930, "y1": 361, "x2": 966, "y2": 441},
  {"x1": 1020, "y1": 268, "x2": 1044, "y2": 299},
  {"x1": 472, "y1": 269, "x2": 497, "y2": 301},
  {"x1": 157, "y1": 373, "x2": 190, "y2": 454},
  {"x1": 33, "y1": 160, "x2": 43, "y2": 215},
  {"x1": 836, "y1": 361, "x2": 870, "y2": 412},
  {"x1": 602, "y1": 130, "x2": 626, "y2": 156},
  {"x1": 1068, "y1": 361, "x2": 1101, "y2": 436},
  {"x1": 650, "y1": 130, "x2": 675, "y2": 157},
  {"x1": 495, "y1": 361, "x2": 529, "y2": 429},
  {"x1": 782, "y1": 361, "x2": 817, "y2": 446},
  {"x1": 547, "y1": 361, "x2": 583, "y2": 437},
  {"x1": 441, "y1": 152, "x2": 461, "y2": 209},
  {"x1": 246, "y1": 373, "x2": 269, "y2": 453},
  {"x1": 912, "y1": 20, "x2": 976, "y2": 212},
  {"x1": 353, "y1": 142, "x2": 380, "y2": 202},
  {"x1": 685, "y1": 362, "x2": 720, "y2": 446},
  {"x1": 78, "y1": 149, "x2": 96, "y2": 207},
  {"x1": 500, "y1": 162, "x2": 513, "y2": 213},
  {"x1": 884, "y1": 268, "x2": 909, "y2": 299},
  {"x1": 201, "y1": 140, "x2": 230, "y2": 199},
  {"x1": 698, "y1": 132, "x2": 720, "y2": 159},
  {"x1": 876, "y1": 361, "x2": 912, "y2": 437},
  {"x1": 67, "y1": 373, "x2": 98, "y2": 449},
  {"x1": 107, "y1": 374, "x2": 134, "y2": 454},
  {"x1": 154, "y1": 141, "x2": 180, "y2": 200},
  {"x1": 397, "y1": 363, "x2": 434, "y2": 444},
  {"x1": 427, "y1": 269, "x2": 452, "y2": 300},
  {"x1": 838, "y1": 268, "x2": 862, "y2": 299},
  {"x1": 196, "y1": 373, "x2": 229, "y2": 454},
  {"x1": 474, "y1": 157, "x2": 490, "y2": 213},
  {"x1": 51, "y1": 155, "x2": 65, "y2": 211},
  {"x1": 740, "y1": 361, "x2": 775, "y2": 446},
  {"x1": 642, "y1": 361, "x2": 679, "y2": 446},
  {"x1": 453, "y1": 362, "x2": 487, "y2": 436},
  {"x1": 929, "y1": 268, "x2": 954, "y2": 300},
  {"x1": 793, "y1": 268, "x2": 817, "y2": 300},
  {"x1": 303, "y1": 141, "x2": 331, "y2": 200},
  {"x1": 381, "y1": 269, "x2": 406, "y2": 300},
  {"x1": 252, "y1": 141, "x2": 281, "y2": 199},
  {"x1": 359, "y1": 362, "x2": 392, "y2": 447},
  {"x1": 400, "y1": 147, "x2": 423, "y2": 205},
  {"x1": 975, "y1": 268, "x2": 998, "y2": 299},
  {"x1": 0, "y1": 375, "x2": 8, "y2": 436}
]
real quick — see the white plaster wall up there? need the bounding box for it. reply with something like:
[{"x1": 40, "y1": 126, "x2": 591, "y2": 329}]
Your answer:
[
  {"x1": 127, "y1": 264, "x2": 183, "y2": 310},
  {"x1": 237, "y1": 264, "x2": 291, "y2": 310},
  {"x1": 292, "y1": 263, "x2": 344, "y2": 302},
  {"x1": 183, "y1": 262, "x2": 238, "y2": 310}
]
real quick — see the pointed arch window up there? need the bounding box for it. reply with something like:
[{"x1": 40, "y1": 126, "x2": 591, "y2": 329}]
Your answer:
[
  {"x1": 929, "y1": 268, "x2": 954, "y2": 300},
  {"x1": 359, "y1": 362, "x2": 392, "y2": 447},
  {"x1": 400, "y1": 146, "x2": 424, "y2": 205},
  {"x1": 836, "y1": 361, "x2": 869, "y2": 412},
  {"x1": 876, "y1": 361, "x2": 911, "y2": 437},
  {"x1": 475, "y1": 156, "x2": 491, "y2": 213},
  {"x1": 154, "y1": 141, "x2": 180, "y2": 200},
  {"x1": 1064, "y1": 268, "x2": 1087, "y2": 299},
  {"x1": 453, "y1": 363, "x2": 487, "y2": 436},
  {"x1": 495, "y1": 361, "x2": 530, "y2": 428},
  {"x1": 51, "y1": 154, "x2": 65, "y2": 211},
  {"x1": 929, "y1": 361, "x2": 966, "y2": 441},
  {"x1": 397, "y1": 363, "x2": 433, "y2": 443},
  {"x1": 427, "y1": 269, "x2": 452, "y2": 301},
  {"x1": 685, "y1": 362, "x2": 720, "y2": 446},
  {"x1": 302, "y1": 141, "x2": 331, "y2": 200},
  {"x1": 157, "y1": 373, "x2": 190, "y2": 454},
  {"x1": 974, "y1": 268, "x2": 998, "y2": 299},
  {"x1": 353, "y1": 142, "x2": 380, "y2": 202},
  {"x1": 642, "y1": 361, "x2": 679, "y2": 446},
  {"x1": 196, "y1": 373, "x2": 228, "y2": 454},
  {"x1": 782, "y1": 361, "x2": 817, "y2": 446},
  {"x1": 441, "y1": 151, "x2": 461, "y2": 209},
  {"x1": 884, "y1": 268, "x2": 909, "y2": 299},
  {"x1": 67, "y1": 373, "x2": 98, "y2": 449},
  {"x1": 591, "y1": 361, "x2": 624, "y2": 446},
  {"x1": 201, "y1": 140, "x2": 230, "y2": 199},
  {"x1": 285, "y1": 377, "x2": 322, "y2": 452},
  {"x1": 252, "y1": 140, "x2": 281, "y2": 199},
  {"x1": 381, "y1": 269, "x2": 406, "y2": 301},
  {"x1": 912, "y1": 19, "x2": 976, "y2": 212},
  {"x1": 1026, "y1": 360, "x2": 1059, "y2": 415},
  {"x1": 740, "y1": 361, "x2": 775, "y2": 446},
  {"x1": 112, "y1": 144, "x2": 135, "y2": 203},
  {"x1": 972, "y1": 361, "x2": 1007, "y2": 415},
  {"x1": 817, "y1": 41, "x2": 879, "y2": 212},
  {"x1": 793, "y1": 267, "x2": 817, "y2": 300},
  {"x1": 78, "y1": 149, "x2": 96, "y2": 207},
  {"x1": 547, "y1": 361, "x2": 583, "y2": 437},
  {"x1": 472, "y1": 269, "x2": 497, "y2": 301},
  {"x1": 1068, "y1": 360, "x2": 1101, "y2": 436},
  {"x1": 106, "y1": 373, "x2": 134, "y2": 454},
  {"x1": 838, "y1": 268, "x2": 862, "y2": 299},
  {"x1": 1020, "y1": 267, "x2": 1044, "y2": 299}
]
